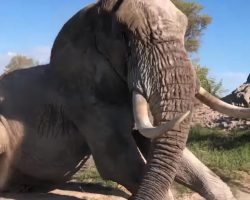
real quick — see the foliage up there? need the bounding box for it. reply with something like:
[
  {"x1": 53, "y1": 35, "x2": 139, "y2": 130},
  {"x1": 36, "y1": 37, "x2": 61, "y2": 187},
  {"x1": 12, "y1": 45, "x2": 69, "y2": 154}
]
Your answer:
[
  {"x1": 171, "y1": 0, "x2": 212, "y2": 53},
  {"x1": 194, "y1": 63, "x2": 226, "y2": 97},
  {"x1": 5, "y1": 55, "x2": 38, "y2": 72},
  {"x1": 188, "y1": 126, "x2": 250, "y2": 177}
]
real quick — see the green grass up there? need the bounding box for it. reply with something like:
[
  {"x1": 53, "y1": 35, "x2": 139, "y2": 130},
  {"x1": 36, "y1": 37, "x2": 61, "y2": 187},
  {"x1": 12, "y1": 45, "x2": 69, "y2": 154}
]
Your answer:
[
  {"x1": 73, "y1": 167, "x2": 118, "y2": 189},
  {"x1": 187, "y1": 126, "x2": 250, "y2": 178}
]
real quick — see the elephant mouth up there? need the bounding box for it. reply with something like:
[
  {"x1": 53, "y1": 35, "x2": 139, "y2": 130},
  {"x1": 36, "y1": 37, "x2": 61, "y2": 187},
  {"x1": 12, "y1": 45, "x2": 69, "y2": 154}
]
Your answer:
[{"x1": 132, "y1": 91, "x2": 190, "y2": 139}]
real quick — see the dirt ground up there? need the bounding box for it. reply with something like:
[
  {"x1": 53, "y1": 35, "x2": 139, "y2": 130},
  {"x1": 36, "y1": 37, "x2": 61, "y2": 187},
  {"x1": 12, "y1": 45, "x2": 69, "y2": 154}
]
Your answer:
[
  {"x1": 1, "y1": 181, "x2": 250, "y2": 200},
  {"x1": 0, "y1": 182, "x2": 130, "y2": 200},
  {"x1": 1, "y1": 159, "x2": 250, "y2": 200}
]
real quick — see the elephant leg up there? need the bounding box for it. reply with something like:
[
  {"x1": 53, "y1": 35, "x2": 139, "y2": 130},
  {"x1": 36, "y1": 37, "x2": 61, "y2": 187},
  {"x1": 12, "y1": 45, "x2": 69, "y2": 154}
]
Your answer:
[
  {"x1": 0, "y1": 120, "x2": 11, "y2": 191},
  {"x1": 84, "y1": 128, "x2": 145, "y2": 193},
  {"x1": 0, "y1": 116, "x2": 24, "y2": 192},
  {"x1": 0, "y1": 152, "x2": 10, "y2": 191},
  {"x1": 175, "y1": 148, "x2": 236, "y2": 200}
]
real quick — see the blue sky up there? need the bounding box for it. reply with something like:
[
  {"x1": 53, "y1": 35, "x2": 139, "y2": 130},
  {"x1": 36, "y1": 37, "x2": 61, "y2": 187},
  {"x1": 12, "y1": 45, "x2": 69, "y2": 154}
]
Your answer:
[
  {"x1": 195, "y1": 0, "x2": 250, "y2": 93},
  {"x1": 0, "y1": 0, "x2": 249, "y2": 93}
]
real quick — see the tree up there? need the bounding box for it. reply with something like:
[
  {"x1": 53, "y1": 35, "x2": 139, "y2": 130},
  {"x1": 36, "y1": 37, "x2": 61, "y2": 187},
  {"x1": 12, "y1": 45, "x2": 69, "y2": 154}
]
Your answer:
[
  {"x1": 171, "y1": 0, "x2": 212, "y2": 53},
  {"x1": 5, "y1": 55, "x2": 38, "y2": 72},
  {"x1": 194, "y1": 63, "x2": 226, "y2": 97}
]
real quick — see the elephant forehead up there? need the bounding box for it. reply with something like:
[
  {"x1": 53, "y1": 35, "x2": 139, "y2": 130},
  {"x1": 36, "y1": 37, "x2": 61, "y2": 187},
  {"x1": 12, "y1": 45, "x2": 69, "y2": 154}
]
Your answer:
[{"x1": 114, "y1": 0, "x2": 187, "y2": 39}]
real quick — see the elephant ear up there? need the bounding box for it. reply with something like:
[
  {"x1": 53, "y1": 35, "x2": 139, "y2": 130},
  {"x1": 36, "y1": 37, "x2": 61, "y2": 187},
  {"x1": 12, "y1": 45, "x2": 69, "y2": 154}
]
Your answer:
[{"x1": 50, "y1": 2, "x2": 128, "y2": 84}]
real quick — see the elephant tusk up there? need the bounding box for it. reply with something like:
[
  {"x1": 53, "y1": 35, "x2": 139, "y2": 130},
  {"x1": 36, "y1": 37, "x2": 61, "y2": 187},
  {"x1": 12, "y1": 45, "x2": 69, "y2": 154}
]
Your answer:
[
  {"x1": 137, "y1": 112, "x2": 190, "y2": 139},
  {"x1": 137, "y1": 147, "x2": 147, "y2": 164},
  {"x1": 196, "y1": 87, "x2": 250, "y2": 119},
  {"x1": 132, "y1": 91, "x2": 190, "y2": 139},
  {"x1": 132, "y1": 91, "x2": 152, "y2": 130}
]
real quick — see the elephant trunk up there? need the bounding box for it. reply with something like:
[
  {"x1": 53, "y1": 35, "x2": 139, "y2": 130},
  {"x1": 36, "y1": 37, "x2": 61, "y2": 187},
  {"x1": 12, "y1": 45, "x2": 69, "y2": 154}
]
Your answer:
[
  {"x1": 134, "y1": 95, "x2": 193, "y2": 199},
  {"x1": 133, "y1": 48, "x2": 196, "y2": 199}
]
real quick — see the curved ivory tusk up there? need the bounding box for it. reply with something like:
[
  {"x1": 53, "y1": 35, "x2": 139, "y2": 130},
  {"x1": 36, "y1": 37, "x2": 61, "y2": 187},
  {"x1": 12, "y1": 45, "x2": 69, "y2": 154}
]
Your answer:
[
  {"x1": 133, "y1": 91, "x2": 190, "y2": 139},
  {"x1": 196, "y1": 87, "x2": 250, "y2": 119}
]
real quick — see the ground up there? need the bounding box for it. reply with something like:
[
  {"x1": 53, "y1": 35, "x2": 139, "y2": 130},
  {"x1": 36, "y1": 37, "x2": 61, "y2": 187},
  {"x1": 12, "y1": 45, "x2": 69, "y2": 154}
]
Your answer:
[
  {"x1": 1, "y1": 179, "x2": 250, "y2": 200},
  {"x1": 1, "y1": 163, "x2": 250, "y2": 200},
  {"x1": 1, "y1": 126, "x2": 250, "y2": 200}
]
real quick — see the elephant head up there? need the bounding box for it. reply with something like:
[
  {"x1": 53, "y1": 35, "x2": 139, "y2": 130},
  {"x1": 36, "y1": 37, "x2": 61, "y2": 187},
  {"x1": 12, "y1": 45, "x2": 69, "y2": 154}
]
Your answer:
[
  {"x1": 50, "y1": 0, "x2": 250, "y2": 199},
  {"x1": 108, "y1": 1, "x2": 195, "y2": 199},
  {"x1": 99, "y1": 0, "x2": 250, "y2": 199}
]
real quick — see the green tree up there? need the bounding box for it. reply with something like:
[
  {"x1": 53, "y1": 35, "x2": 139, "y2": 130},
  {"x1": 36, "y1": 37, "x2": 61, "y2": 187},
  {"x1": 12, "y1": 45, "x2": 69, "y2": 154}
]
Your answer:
[
  {"x1": 171, "y1": 0, "x2": 212, "y2": 52},
  {"x1": 5, "y1": 55, "x2": 38, "y2": 72},
  {"x1": 194, "y1": 63, "x2": 226, "y2": 97}
]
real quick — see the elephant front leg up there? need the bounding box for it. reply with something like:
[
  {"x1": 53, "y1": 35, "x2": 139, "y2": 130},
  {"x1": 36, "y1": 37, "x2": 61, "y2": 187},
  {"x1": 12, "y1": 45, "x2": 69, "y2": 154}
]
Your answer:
[
  {"x1": 81, "y1": 127, "x2": 145, "y2": 193},
  {"x1": 175, "y1": 148, "x2": 236, "y2": 200},
  {"x1": 0, "y1": 152, "x2": 10, "y2": 191},
  {"x1": 0, "y1": 120, "x2": 11, "y2": 191},
  {"x1": 89, "y1": 139, "x2": 145, "y2": 194}
]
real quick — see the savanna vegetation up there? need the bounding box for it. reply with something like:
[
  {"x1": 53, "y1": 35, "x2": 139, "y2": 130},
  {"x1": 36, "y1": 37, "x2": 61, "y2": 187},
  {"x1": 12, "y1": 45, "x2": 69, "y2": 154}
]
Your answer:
[
  {"x1": 4, "y1": 55, "x2": 38, "y2": 72},
  {"x1": 172, "y1": 0, "x2": 212, "y2": 53},
  {"x1": 188, "y1": 126, "x2": 250, "y2": 179}
]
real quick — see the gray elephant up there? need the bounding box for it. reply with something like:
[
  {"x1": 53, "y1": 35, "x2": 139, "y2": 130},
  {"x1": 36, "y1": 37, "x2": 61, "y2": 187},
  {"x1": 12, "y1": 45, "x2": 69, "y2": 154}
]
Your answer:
[
  {"x1": 0, "y1": 0, "x2": 249, "y2": 200},
  {"x1": 222, "y1": 75, "x2": 250, "y2": 107}
]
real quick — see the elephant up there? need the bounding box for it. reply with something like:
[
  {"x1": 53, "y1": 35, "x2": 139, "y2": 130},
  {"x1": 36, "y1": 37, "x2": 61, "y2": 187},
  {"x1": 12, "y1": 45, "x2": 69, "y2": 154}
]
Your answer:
[
  {"x1": 222, "y1": 75, "x2": 250, "y2": 107},
  {"x1": 0, "y1": 0, "x2": 250, "y2": 199}
]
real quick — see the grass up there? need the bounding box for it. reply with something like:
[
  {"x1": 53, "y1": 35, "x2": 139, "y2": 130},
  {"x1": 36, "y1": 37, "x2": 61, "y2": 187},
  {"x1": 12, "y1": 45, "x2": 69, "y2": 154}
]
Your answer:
[
  {"x1": 73, "y1": 167, "x2": 118, "y2": 189},
  {"x1": 187, "y1": 125, "x2": 250, "y2": 178}
]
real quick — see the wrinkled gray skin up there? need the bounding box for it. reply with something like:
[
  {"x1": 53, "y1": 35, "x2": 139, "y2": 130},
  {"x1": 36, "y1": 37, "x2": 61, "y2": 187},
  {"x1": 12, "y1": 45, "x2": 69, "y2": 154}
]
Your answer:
[
  {"x1": 222, "y1": 82, "x2": 250, "y2": 107},
  {"x1": 0, "y1": 0, "x2": 236, "y2": 199}
]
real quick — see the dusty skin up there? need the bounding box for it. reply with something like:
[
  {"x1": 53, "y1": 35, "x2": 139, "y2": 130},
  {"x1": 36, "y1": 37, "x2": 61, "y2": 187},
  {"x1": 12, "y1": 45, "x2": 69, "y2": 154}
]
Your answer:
[{"x1": 1, "y1": 0, "x2": 250, "y2": 199}]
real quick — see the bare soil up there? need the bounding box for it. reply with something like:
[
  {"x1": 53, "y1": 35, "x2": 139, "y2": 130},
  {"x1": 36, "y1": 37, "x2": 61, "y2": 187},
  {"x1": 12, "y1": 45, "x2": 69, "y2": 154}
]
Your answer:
[
  {"x1": 1, "y1": 159, "x2": 250, "y2": 200},
  {"x1": 0, "y1": 182, "x2": 129, "y2": 200},
  {"x1": 1, "y1": 180, "x2": 250, "y2": 200}
]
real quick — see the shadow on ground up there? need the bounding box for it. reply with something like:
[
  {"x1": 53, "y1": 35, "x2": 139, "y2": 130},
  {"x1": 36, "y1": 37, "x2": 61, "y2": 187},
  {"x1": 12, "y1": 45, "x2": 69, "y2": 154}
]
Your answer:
[{"x1": 0, "y1": 182, "x2": 129, "y2": 200}]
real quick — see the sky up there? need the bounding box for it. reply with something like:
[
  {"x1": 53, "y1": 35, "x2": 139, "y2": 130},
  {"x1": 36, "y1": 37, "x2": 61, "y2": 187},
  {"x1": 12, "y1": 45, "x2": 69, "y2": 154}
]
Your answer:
[{"x1": 0, "y1": 0, "x2": 249, "y2": 93}]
